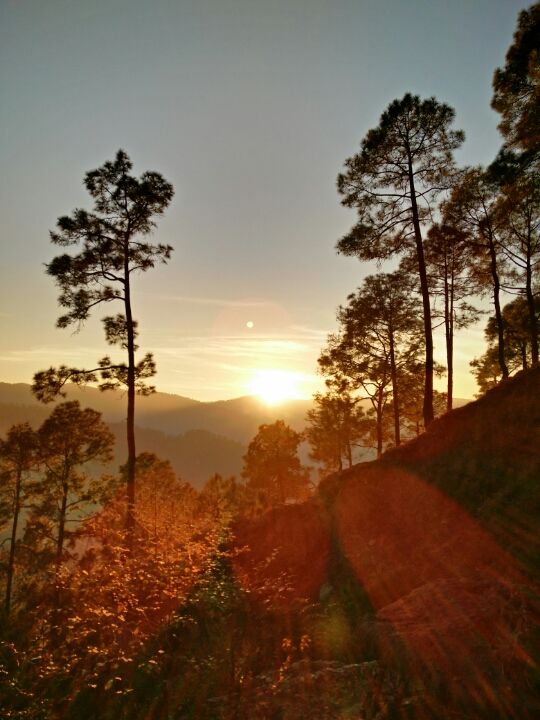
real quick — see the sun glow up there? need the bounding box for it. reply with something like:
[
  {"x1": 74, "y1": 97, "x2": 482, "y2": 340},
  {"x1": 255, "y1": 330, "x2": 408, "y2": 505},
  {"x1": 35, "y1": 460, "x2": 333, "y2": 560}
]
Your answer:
[{"x1": 247, "y1": 369, "x2": 304, "y2": 405}]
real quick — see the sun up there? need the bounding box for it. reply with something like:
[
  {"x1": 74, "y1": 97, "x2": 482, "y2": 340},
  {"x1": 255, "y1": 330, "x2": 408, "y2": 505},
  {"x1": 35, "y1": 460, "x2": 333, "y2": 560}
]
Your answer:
[{"x1": 247, "y1": 369, "x2": 303, "y2": 405}]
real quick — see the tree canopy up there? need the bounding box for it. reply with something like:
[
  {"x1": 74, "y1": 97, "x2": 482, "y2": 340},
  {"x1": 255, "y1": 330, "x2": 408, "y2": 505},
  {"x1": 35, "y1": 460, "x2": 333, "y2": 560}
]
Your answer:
[
  {"x1": 336, "y1": 93, "x2": 464, "y2": 426},
  {"x1": 32, "y1": 150, "x2": 174, "y2": 535},
  {"x1": 319, "y1": 271, "x2": 424, "y2": 456},
  {"x1": 242, "y1": 421, "x2": 310, "y2": 507},
  {"x1": 492, "y1": 3, "x2": 540, "y2": 154}
]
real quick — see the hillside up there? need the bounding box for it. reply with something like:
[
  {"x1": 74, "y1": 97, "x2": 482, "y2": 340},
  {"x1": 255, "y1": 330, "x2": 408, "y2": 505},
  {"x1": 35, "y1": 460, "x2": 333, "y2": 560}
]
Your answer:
[
  {"x1": 230, "y1": 366, "x2": 540, "y2": 718},
  {"x1": 0, "y1": 382, "x2": 200, "y2": 427},
  {"x1": 2, "y1": 375, "x2": 537, "y2": 718},
  {"x1": 109, "y1": 423, "x2": 245, "y2": 488}
]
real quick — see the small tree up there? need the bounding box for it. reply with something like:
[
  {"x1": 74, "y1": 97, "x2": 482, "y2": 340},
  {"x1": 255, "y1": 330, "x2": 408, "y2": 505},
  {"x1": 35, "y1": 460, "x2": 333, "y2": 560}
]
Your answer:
[
  {"x1": 396, "y1": 363, "x2": 447, "y2": 436},
  {"x1": 423, "y1": 223, "x2": 481, "y2": 409},
  {"x1": 0, "y1": 423, "x2": 39, "y2": 614},
  {"x1": 470, "y1": 347, "x2": 506, "y2": 396},
  {"x1": 336, "y1": 93, "x2": 464, "y2": 427},
  {"x1": 119, "y1": 452, "x2": 198, "y2": 543},
  {"x1": 495, "y1": 164, "x2": 540, "y2": 364},
  {"x1": 319, "y1": 272, "x2": 424, "y2": 455},
  {"x1": 305, "y1": 388, "x2": 369, "y2": 476},
  {"x1": 444, "y1": 167, "x2": 510, "y2": 379},
  {"x1": 33, "y1": 401, "x2": 114, "y2": 579},
  {"x1": 242, "y1": 421, "x2": 310, "y2": 507},
  {"x1": 199, "y1": 473, "x2": 247, "y2": 522},
  {"x1": 319, "y1": 335, "x2": 390, "y2": 458},
  {"x1": 471, "y1": 296, "x2": 540, "y2": 394},
  {"x1": 22, "y1": 455, "x2": 222, "y2": 708},
  {"x1": 32, "y1": 150, "x2": 174, "y2": 536}
]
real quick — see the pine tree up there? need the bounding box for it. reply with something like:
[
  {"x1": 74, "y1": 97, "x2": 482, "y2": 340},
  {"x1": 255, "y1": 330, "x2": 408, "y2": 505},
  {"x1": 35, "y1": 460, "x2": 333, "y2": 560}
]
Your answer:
[
  {"x1": 32, "y1": 150, "x2": 174, "y2": 536},
  {"x1": 336, "y1": 94, "x2": 463, "y2": 427},
  {"x1": 242, "y1": 421, "x2": 310, "y2": 507},
  {"x1": 0, "y1": 423, "x2": 39, "y2": 613}
]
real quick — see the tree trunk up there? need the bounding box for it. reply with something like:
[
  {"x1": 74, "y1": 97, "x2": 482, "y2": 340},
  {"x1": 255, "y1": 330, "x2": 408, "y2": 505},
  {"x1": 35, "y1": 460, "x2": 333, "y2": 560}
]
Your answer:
[
  {"x1": 336, "y1": 414, "x2": 343, "y2": 472},
  {"x1": 5, "y1": 468, "x2": 22, "y2": 614},
  {"x1": 278, "y1": 475, "x2": 285, "y2": 505},
  {"x1": 408, "y1": 156, "x2": 434, "y2": 427},
  {"x1": 389, "y1": 327, "x2": 401, "y2": 446},
  {"x1": 346, "y1": 438, "x2": 353, "y2": 468},
  {"x1": 375, "y1": 394, "x2": 383, "y2": 459},
  {"x1": 124, "y1": 250, "x2": 136, "y2": 543},
  {"x1": 525, "y1": 238, "x2": 539, "y2": 365},
  {"x1": 56, "y1": 483, "x2": 68, "y2": 575},
  {"x1": 446, "y1": 275, "x2": 454, "y2": 412},
  {"x1": 444, "y1": 249, "x2": 453, "y2": 411},
  {"x1": 487, "y1": 232, "x2": 509, "y2": 379},
  {"x1": 521, "y1": 342, "x2": 528, "y2": 370}
]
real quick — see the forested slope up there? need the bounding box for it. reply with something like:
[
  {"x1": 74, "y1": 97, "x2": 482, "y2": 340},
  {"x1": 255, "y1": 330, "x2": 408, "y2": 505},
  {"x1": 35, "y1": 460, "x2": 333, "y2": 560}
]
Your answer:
[{"x1": 232, "y1": 366, "x2": 540, "y2": 718}]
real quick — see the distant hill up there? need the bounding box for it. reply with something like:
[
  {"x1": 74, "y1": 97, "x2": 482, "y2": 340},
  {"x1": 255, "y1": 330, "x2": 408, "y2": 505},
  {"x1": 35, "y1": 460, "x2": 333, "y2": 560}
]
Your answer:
[
  {"x1": 0, "y1": 382, "x2": 315, "y2": 487},
  {"x1": 0, "y1": 381, "x2": 469, "y2": 444},
  {"x1": 0, "y1": 381, "x2": 200, "y2": 424},
  {"x1": 109, "y1": 423, "x2": 245, "y2": 488},
  {"x1": 0, "y1": 382, "x2": 312, "y2": 444},
  {"x1": 136, "y1": 394, "x2": 312, "y2": 443}
]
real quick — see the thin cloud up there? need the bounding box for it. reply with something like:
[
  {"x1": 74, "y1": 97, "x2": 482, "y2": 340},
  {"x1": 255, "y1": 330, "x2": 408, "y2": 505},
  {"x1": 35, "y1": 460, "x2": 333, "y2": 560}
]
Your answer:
[
  {"x1": 153, "y1": 337, "x2": 314, "y2": 362},
  {"x1": 0, "y1": 346, "x2": 100, "y2": 363},
  {"x1": 140, "y1": 292, "x2": 275, "y2": 308},
  {"x1": 288, "y1": 324, "x2": 331, "y2": 341}
]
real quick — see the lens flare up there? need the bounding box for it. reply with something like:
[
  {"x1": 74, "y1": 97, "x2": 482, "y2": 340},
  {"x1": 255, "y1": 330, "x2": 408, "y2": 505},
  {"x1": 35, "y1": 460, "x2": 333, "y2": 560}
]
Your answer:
[{"x1": 247, "y1": 369, "x2": 304, "y2": 405}]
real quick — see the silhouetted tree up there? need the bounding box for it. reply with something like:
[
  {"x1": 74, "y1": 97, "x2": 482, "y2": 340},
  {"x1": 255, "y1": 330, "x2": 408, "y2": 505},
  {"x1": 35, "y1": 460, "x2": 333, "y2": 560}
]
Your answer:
[
  {"x1": 470, "y1": 347, "x2": 504, "y2": 396},
  {"x1": 33, "y1": 401, "x2": 114, "y2": 580},
  {"x1": 305, "y1": 387, "x2": 369, "y2": 476},
  {"x1": 242, "y1": 421, "x2": 310, "y2": 507},
  {"x1": 396, "y1": 363, "x2": 447, "y2": 436},
  {"x1": 320, "y1": 272, "x2": 424, "y2": 455},
  {"x1": 319, "y1": 333, "x2": 390, "y2": 459},
  {"x1": 444, "y1": 167, "x2": 510, "y2": 379},
  {"x1": 492, "y1": 3, "x2": 540, "y2": 154},
  {"x1": 0, "y1": 423, "x2": 39, "y2": 614},
  {"x1": 472, "y1": 296, "x2": 540, "y2": 394},
  {"x1": 495, "y1": 164, "x2": 540, "y2": 364},
  {"x1": 32, "y1": 150, "x2": 174, "y2": 535},
  {"x1": 424, "y1": 224, "x2": 481, "y2": 409},
  {"x1": 336, "y1": 93, "x2": 464, "y2": 427}
]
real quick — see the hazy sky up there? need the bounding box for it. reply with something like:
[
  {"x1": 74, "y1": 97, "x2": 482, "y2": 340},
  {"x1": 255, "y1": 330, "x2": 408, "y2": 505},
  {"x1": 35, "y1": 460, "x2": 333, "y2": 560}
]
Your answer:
[{"x1": 0, "y1": 0, "x2": 530, "y2": 401}]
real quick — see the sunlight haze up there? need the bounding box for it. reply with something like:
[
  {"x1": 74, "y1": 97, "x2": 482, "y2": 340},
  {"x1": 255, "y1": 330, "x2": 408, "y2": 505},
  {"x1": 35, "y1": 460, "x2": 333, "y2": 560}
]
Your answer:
[{"x1": 0, "y1": 0, "x2": 530, "y2": 401}]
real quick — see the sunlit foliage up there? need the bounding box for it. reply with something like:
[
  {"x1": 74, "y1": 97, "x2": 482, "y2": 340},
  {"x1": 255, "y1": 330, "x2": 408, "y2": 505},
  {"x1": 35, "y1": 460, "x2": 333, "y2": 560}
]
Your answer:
[{"x1": 242, "y1": 421, "x2": 310, "y2": 508}]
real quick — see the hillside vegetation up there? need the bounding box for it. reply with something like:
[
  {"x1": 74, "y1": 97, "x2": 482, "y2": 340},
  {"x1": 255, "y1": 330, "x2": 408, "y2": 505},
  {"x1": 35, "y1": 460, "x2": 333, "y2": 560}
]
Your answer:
[
  {"x1": 1, "y1": 375, "x2": 538, "y2": 720},
  {"x1": 227, "y1": 366, "x2": 540, "y2": 719}
]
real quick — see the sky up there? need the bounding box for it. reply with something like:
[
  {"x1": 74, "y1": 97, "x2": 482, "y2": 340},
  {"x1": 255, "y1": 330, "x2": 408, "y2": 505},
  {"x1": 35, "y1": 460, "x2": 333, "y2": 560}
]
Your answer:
[{"x1": 0, "y1": 0, "x2": 531, "y2": 402}]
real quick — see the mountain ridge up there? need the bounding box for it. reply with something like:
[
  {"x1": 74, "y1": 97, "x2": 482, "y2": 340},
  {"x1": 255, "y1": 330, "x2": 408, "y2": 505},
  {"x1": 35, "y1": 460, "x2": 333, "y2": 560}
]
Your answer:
[{"x1": 0, "y1": 381, "x2": 312, "y2": 443}]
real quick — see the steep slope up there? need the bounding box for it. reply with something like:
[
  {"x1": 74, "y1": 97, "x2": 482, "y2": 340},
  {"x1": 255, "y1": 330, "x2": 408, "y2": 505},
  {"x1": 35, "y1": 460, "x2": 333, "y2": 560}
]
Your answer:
[{"x1": 231, "y1": 367, "x2": 540, "y2": 718}]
